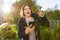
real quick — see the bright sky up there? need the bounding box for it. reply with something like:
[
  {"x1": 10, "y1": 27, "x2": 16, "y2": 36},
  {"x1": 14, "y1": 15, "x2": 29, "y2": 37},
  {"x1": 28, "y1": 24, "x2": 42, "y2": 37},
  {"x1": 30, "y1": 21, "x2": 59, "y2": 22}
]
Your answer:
[
  {"x1": 1, "y1": 0, "x2": 60, "y2": 13},
  {"x1": 2, "y1": 0, "x2": 17, "y2": 13},
  {"x1": 36, "y1": 0, "x2": 60, "y2": 11}
]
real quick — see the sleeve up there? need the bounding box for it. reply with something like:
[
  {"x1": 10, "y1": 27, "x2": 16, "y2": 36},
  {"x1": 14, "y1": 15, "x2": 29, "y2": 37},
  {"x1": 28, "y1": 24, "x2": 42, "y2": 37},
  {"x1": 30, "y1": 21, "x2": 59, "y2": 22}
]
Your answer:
[
  {"x1": 40, "y1": 16, "x2": 50, "y2": 27},
  {"x1": 35, "y1": 13, "x2": 50, "y2": 27},
  {"x1": 18, "y1": 18, "x2": 26, "y2": 38}
]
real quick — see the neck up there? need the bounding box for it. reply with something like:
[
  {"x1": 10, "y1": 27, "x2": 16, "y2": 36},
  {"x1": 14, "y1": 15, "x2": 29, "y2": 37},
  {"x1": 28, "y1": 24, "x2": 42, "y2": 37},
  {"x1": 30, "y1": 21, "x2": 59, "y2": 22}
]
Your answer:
[{"x1": 25, "y1": 16, "x2": 31, "y2": 19}]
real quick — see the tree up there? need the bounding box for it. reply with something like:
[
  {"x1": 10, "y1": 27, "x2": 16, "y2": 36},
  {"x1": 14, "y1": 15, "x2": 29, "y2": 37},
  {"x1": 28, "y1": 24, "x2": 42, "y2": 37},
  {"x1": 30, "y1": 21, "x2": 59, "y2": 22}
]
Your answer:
[
  {"x1": 44, "y1": 9, "x2": 60, "y2": 20},
  {"x1": 13, "y1": 0, "x2": 40, "y2": 13}
]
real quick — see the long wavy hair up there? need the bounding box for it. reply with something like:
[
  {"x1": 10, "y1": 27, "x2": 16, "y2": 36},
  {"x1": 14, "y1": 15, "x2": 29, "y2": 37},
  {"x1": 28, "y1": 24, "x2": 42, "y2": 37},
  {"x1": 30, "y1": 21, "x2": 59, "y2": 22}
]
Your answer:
[{"x1": 20, "y1": 4, "x2": 32, "y2": 17}]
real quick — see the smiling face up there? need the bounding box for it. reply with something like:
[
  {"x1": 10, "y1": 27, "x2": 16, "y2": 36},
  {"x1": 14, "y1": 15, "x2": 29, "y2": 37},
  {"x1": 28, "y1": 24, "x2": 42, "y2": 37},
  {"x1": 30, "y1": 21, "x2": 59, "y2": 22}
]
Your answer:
[{"x1": 23, "y1": 5, "x2": 32, "y2": 17}]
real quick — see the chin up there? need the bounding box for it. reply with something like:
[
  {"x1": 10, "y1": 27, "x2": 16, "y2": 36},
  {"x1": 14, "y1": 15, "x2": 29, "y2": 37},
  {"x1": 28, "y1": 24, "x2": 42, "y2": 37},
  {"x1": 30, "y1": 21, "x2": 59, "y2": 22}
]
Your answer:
[
  {"x1": 26, "y1": 14, "x2": 31, "y2": 17},
  {"x1": 26, "y1": 15, "x2": 30, "y2": 17}
]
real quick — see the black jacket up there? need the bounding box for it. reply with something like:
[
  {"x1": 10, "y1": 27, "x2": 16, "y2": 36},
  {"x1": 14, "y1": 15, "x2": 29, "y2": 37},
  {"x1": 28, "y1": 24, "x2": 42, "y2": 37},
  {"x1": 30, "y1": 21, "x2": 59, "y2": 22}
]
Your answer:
[{"x1": 18, "y1": 13, "x2": 50, "y2": 40}]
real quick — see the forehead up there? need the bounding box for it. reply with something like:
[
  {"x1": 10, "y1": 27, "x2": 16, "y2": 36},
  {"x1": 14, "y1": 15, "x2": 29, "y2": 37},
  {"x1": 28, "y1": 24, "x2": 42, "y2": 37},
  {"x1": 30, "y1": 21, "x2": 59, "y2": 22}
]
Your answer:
[{"x1": 24, "y1": 5, "x2": 30, "y2": 9}]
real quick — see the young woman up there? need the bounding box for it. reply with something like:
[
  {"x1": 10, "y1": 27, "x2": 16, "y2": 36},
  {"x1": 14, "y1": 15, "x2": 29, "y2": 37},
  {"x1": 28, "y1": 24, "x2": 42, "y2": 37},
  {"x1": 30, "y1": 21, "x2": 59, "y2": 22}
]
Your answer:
[{"x1": 18, "y1": 4, "x2": 49, "y2": 40}]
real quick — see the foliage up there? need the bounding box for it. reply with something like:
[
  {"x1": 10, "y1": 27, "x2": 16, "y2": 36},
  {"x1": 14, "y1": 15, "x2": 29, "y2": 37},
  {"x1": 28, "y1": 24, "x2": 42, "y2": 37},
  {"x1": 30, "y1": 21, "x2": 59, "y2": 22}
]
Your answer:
[
  {"x1": 50, "y1": 26, "x2": 60, "y2": 40},
  {"x1": 40, "y1": 26, "x2": 60, "y2": 40},
  {"x1": 44, "y1": 10, "x2": 60, "y2": 20},
  {"x1": 0, "y1": 24, "x2": 18, "y2": 40},
  {"x1": 13, "y1": 0, "x2": 40, "y2": 13},
  {"x1": 40, "y1": 26, "x2": 51, "y2": 40}
]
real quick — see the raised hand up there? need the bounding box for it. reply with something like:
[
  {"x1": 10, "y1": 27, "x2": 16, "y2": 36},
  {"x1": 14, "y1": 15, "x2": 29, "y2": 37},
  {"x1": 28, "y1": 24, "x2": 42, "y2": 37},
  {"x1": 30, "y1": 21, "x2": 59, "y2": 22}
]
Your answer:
[{"x1": 38, "y1": 10, "x2": 45, "y2": 17}]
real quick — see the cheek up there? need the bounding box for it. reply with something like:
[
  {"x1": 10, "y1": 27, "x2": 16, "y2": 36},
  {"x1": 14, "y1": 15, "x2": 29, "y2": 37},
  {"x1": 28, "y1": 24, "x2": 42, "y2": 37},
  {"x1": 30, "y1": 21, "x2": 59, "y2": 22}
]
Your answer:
[{"x1": 29, "y1": 10, "x2": 31, "y2": 13}]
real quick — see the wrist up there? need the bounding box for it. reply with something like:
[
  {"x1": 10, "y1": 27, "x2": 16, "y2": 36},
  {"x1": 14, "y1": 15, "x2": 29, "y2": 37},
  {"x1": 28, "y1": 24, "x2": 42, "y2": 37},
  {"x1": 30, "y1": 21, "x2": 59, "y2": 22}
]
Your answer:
[{"x1": 25, "y1": 30, "x2": 29, "y2": 34}]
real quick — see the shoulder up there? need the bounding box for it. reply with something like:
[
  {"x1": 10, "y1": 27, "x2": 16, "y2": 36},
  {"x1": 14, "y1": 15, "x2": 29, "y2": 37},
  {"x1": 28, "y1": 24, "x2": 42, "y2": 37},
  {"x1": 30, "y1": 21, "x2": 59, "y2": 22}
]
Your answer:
[{"x1": 18, "y1": 17, "x2": 25, "y2": 23}]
